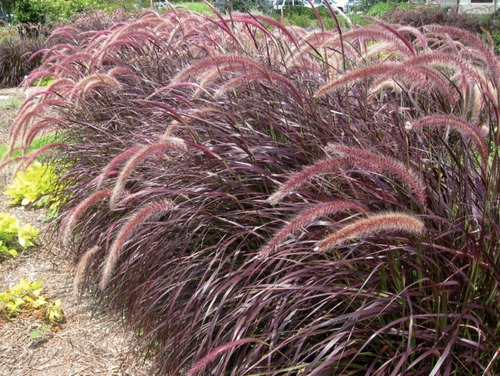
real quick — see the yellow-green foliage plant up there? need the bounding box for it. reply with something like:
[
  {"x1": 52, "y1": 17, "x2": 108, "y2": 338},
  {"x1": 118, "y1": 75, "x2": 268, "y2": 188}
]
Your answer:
[
  {"x1": 0, "y1": 279, "x2": 64, "y2": 325},
  {"x1": 0, "y1": 212, "x2": 39, "y2": 259},
  {"x1": 5, "y1": 161, "x2": 64, "y2": 217}
]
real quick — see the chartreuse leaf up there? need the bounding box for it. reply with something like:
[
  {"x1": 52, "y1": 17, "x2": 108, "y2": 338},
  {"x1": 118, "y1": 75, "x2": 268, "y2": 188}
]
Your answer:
[
  {"x1": 0, "y1": 279, "x2": 64, "y2": 326},
  {"x1": 0, "y1": 213, "x2": 39, "y2": 260},
  {"x1": 4, "y1": 161, "x2": 66, "y2": 218}
]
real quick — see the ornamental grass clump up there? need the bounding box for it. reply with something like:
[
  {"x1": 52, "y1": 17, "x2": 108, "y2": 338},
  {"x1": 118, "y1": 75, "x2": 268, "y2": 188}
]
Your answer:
[
  {"x1": 2, "y1": 7, "x2": 498, "y2": 375},
  {"x1": 0, "y1": 24, "x2": 50, "y2": 88}
]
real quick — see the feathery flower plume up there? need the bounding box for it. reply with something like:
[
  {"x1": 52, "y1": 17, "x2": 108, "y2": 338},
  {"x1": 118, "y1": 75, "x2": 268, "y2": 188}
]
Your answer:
[
  {"x1": 186, "y1": 338, "x2": 263, "y2": 376},
  {"x1": 425, "y1": 25, "x2": 499, "y2": 89},
  {"x1": 46, "y1": 26, "x2": 80, "y2": 43},
  {"x1": 172, "y1": 55, "x2": 271, "y2": 84},
  {"x1": 315, "y1": 212, "x2": 424, "y2": 252},
  {"x1": 270, "y1": 144, "x2": 427, "y2": 205},
  {"x1": 314, "y1": 62, "x2": 426, "y2": 98},
  {"x1": 267, "y1": 158, "x2": 342, "y2": 205},
  {"x1": 342, "y1": 26, "x2": 414, "y2": 56},
  {"x1": 12, "y1": 143, "x2": 67, "y2": 178},
  {"x1": 100, "y1": 201, "x2": 175, "y2": 290},
  {"x1": 258, "y1": 201, "x2": 368, "y2": 258},
  {"x1": 6, "y1": 100, "x2": 65, "y2": 159},
  {"x1": 406, "y1": 53, "x2": 487, "y2": 92},
  {"x1": 96, "y1": 147, "x2": 142, "y2": 189},
  {"x1": 69, "y1": 73, "x2": 121, "y2": 100},
  {"x1": 61, "y1": 189, "x2": 112, "y2": 247},
  {"x1": 247, "y1": 14, "x2": 299, "y2": 48},
  {"x1": 215, "y1": 71, "x2": 303, "y2": 103},
  {"x1": 410, "y1": 115, "x2": 489, "y2": 166},
  {"x1": 22, "y1": 117, "x2": 67, "y2": 148},
  {"x1": 326, "y1": 144, "x2": 427, "y2": 205},
  {"x1": 73, "y1": 245, "x2": 100, "y2": 297},
  {"x1": 363, "y1": 17, "x2": 416, "y2": 55},
  {"x1": 147, "y1": 82, "x2": 210, "y2": 100},
  {"x1": 24, "y1": 71, "x2": 60, "y2": 88},
  {"x1": 110, "y1": 138, "x2": 187, "y2": 208},
  {"x1": 38, "y1": 80, "x2": 75, "y2": 101},
  {"x1": 397, "y1": 26, "x2": 428, "y2": 51}
]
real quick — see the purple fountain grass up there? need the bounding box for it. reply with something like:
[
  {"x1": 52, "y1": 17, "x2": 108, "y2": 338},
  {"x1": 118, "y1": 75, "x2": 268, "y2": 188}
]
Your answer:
[
  {"x1": 22, "y1": 117, "x2": 68, "y2": 148},
  {"x1": 137, "y1": 100, "x2": 189, "y2": 127},
  {"x1": 202, "y1": 7, "x2": 244, "y2": 50},
  {"x1": 314, "y1": 62, "x2": 429, "y2": 98},
  {"x1": 96, "y1": 37, "x2": 148, "y2": 59},
  {"x1": 0, "y1": 156, "x2": 23, "y2": 173},
  {"x1": 267, "y1": 158, "x2": 342, "y2": 205},
  {"x1": 109, "y1": 138, "x2": 188, "y2": 208},
  {"x1": 46, "y1": 26, "x2": 81, "y2": 43},
  {"x1": 23, "y1": 70, "x2": 61, "y2": 88},
  {"x1": 215, "y1": 71, "x2": 303, "y2": 103},
  {"x1": 404, "y1": 64, "x2": 460, "y2": 105},
  {"x1": 6, "y1": 99, "x2": 68, "y2": 158},
  {"x1": 314, "y1": 212, "x2": 425, "y2": 252},
  {"x1": 69, "y1": 73, "x2": 121, "y2": 100},
  {"x1": 363, "y1": 17, "x2": 417, "y2": 56},
  {"x1": 221, "y1": 14, "x2": 277, "y2": 47},
  {"x1": 61, "y1": 189, "x2": 112, "y2": 248},
  {"x1": 107, "y1": 67, "x2": 140, "y2": 83},
  {"x1": 147, "y1": 82, "x2": 209, "y2": 100},
  {"x1": 12, "y1": 143, "x2": 68, "y2": 177},
  {"x1": 269, "y1": 144, "x2": 427, "y2": 206},
  {"x1": 341, "y1": 26, "x2": 415, "y2": 57},
  {"x1": 172, "y1": 55, "x2": 273, "y2": 84},
  {"x1": 73, "y1": 245, "x2": 100, "y2": 297},
  {"x1": 409, "y1": 115, "x2": 489, "y2": 166},
  {"x1": 258, "y1": 201, "x2": 368, "y2": 258},
  {"x1": 397, "y1": 26, "x2": 428, "y2": 51},
  {"x1": 100, "y1": 200, "x2": 175, "y2": 291},
  {"x1": 96, "y1": 147, "x2": 143, "y2": 189},
  {"x1": 405, "y1": 52, "x2": 495, "y2": 103},
  {"x1": 326, "y1": 144, "x2": 427, "y2": 205},
  {"x1": 11, "y1": 10, "x2": 497, "y2": 374},
  {"x1": 424, "y1": 25, "x2": 499, "y2": 89},
  {"x1": 240, "y1": 13, "x2": 299, "y2": 49},
  {"x1": 186, "y1": 338, "x2": 264, "y2": 376}
]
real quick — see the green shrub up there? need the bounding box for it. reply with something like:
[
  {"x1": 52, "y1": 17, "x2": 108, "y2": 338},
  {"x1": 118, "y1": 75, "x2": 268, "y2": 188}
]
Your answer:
[
  {"x1": 0, "y1": 212, "x2": 39, "y2": 259},
  {"x1": 175, "y1": 1, "x2": 214, "y2": 14},
  {"x1": 365, "y1": 0, "x2": 392, "y2": 17},
  {"x1": 14, "y1": 0, "x2": 106, "y2": 24},
  {"x1": 0, "y1": 96, "x2": 21, "y2": 110},
  {"x1": 271, "y1": 6, "x2": 351, "y2": 29}
]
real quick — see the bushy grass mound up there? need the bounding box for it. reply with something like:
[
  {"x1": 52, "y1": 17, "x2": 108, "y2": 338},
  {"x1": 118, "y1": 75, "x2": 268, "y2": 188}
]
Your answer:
[
  {"x1": 381, "y1": 3, "x2": 500, "y2": 52},
  {"x1": 2, "y1": 7, "x2": 498, "y2": 375},
  {"x1": 0, "y1": 24, "x2": 49, "y2": 88}
]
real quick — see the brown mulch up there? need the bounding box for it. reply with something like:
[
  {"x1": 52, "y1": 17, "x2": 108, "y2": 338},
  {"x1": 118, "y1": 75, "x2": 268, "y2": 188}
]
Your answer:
[{"x1": 0, "y1": 87, "x2": 152, "y2": 376}]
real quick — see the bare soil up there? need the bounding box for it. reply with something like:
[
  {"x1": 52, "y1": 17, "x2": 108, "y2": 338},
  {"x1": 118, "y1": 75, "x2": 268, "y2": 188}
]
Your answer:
[{"x1": 0, "y1": 87, "x2": 152, "y2": 376}]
